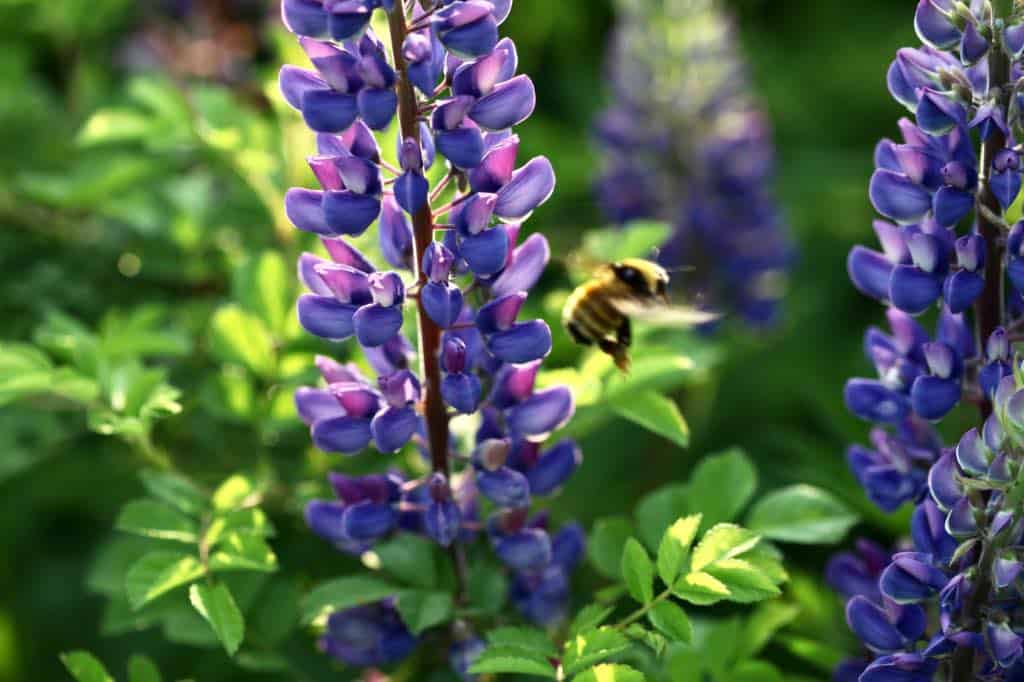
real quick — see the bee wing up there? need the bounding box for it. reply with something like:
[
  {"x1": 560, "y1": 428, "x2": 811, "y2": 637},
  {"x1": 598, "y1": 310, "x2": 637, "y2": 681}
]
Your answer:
[{"x1": 612, "y1": 299, "x2": 719, "y2": 327}]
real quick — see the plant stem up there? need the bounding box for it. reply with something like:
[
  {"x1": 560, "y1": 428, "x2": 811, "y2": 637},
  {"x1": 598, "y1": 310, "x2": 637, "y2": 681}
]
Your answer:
[
  {"x1": 386, "y1": 2, "x2": 468, "y2": 605},
  {"x1": 951, "y1": 22, "x2": 1013, "y2": 681},
  {"x1": 614, "y1": 588, "x2": 672, "y2": 630}
]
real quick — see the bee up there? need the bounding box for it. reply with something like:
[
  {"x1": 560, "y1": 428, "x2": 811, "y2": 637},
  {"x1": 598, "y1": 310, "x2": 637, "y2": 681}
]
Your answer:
[{"x1": 561, "y1": 258, "x2": 716, "y2": 372}]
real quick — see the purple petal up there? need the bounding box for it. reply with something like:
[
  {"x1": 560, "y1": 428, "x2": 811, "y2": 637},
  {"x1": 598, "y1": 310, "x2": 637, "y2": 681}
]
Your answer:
[
  {"x1": 353, "y1": 303, "x2": 404, "y2": 347},
  {"x1": 493, "y1": 528, "x2": 552, "y2": 571},
  {"x1": 312, "y1": 415, "x2": 373, "y2": 454},
  {"x1": 526, "y1": 440, "x2": 581, "y2": 496},
  {"x1": 487, "y1": 320, "x2": 552, "y2": 364},
  {"x1": 942, "y1": 270, "x2": 984, "y2": 314},
  {"x1": 869, "y1": 169, "x2": 932, "y2": 223},
  {"x1": 286, "y1": 188, "x2": 333, "y2": 235},
  {"x1": 491, "y1": 233, "x2": 549, "y2": 297},
  {"x1": 379, "y1": 197, "x2": 414, "y2": 269},
  {"x1": 421, "y1": 281, "x2": 464, "y2": 328},
  {"x1": 295, "y1": 387, "x2": 345, "y2": 425},
  {"x1": 477, "y1": 465, "x2": 531, "y2": 508},
  {"x1": 494, "y1": 156, "x2": 556, "y2": 221},
  {"x1": 915, "y1": 0, "x2": 961, "y2": 49},
  {"x1": 283, "y1": 0, "x2": 329, "y2": 38},
  {"x1": 910, "y1": 375, "x2": 960, "y2": 420},
  {"x1": 489, "y1": 361, "x2": 540, "y2": 408},
  {"x1": 460, "y1": 227, "x2": 510, "y2": 276},
  {"x1": 469, "y1": 75, "x2": 535, "y2": 130},
  {"x1": 506, "y1": 385, "x2": 574, "y2": 441},
  {"x1": 844, "y1": 378, "x2": 910, "y2": 423},
  {"x1": 323, "y1": 190, "x2": 381, "y2": 236},
  {"x1": 477, "y1": 292, "x2": 527, "y2": 334},
  {"x1": 371, "y1": 405, "x2": 418, "y2": 453},
  {"x1": 846, "y1": 596, "x2": 904, "y2": 652},
  {"x1": 298, "y1": 294, "x2": 358, "y2": 340},
  {"x1": 394, "y1": 171, "x2": 429, "y2": 214},
  {"x1": 322, "y1": 237, "x2": 376, "y2": 272},
  {"x1": 848, "y1": 246, "x2": 895, "y2": 302},
  {"x1": 470, "y1": 134, "x2": 518, "y2": 192},
  {"x1": 357, "y1": 87, "x2": 398, "y2": 131},
  {"x1": 441, "y1": 373, "x2": 481, "y2": 414},
  {"x1": 301, "y1": 88, "x2": 359, "y2": 133},
  {"x1": 889, "y1": 265, "x2": 942, "y2": 315}
]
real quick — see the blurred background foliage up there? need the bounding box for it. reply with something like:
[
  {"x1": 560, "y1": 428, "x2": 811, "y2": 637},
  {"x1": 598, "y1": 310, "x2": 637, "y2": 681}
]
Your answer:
[{"x1": 0, "y1": 0, "x2": 928, "y2": 679}]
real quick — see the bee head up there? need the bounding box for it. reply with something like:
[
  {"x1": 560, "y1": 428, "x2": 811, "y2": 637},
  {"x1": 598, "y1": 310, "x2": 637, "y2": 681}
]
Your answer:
[{"x1": 612, "y1": 258, "x2": 671, "y2": 303}]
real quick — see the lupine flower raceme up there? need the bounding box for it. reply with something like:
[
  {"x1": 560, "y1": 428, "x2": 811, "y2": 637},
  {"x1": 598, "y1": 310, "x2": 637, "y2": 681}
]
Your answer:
[
  {"x1": 839, "y1": 2, "x2": 1024, "y2": 680},
  {"x1": 281, "y1": 0, "x2": 583, "y2": 674}
]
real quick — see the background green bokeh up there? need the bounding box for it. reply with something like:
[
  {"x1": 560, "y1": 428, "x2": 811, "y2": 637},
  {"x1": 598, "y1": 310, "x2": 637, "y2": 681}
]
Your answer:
[{"x1": 0, "y1": 0, "x2": 938, "y2": 679}]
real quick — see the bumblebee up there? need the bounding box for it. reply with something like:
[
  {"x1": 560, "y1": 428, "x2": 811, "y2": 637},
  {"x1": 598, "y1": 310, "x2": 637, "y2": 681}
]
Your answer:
[{"x1": 561, "y1": 258, "x2": 715, "y2": 372}]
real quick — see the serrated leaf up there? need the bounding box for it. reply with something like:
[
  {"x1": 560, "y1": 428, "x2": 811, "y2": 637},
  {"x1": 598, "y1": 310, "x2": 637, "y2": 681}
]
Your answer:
[
  {"x1": 116, "y1": 499, "x2": 199, "y2": 543},
  {"x1": 690, "y1": 524, "x2": 761, "y2": 572},
  {"x1": 190, "y1": 582, "x2": 245, "y2": 655},
  {"x1": 634, "y1": 484, "x2": 688, "y2": 551},
  {"x1": 685, "y1": 449, "x2": 757, "y2": 529},
  {"x1": 742, "y1": 545, "x2": 789, "y2": 585},
  {"x1": 125, "y1": 552, "x2": 206, "y2": 609},
  {"x1": 624, "y1": 624, "x2": 667, "y2": 657},
  {"x1": 609, "y1": 391, "x2": 688, "y2": 447},
  {"x1": 204, "y1": 508, "x2": 274, "y2": 547},
  {"x1": 621, "y1": 538, "x2": 654, "y2": 604},
  {"x1": 572, "y1": 663, "x2": 646, "y2": 682},
  {"x1": 569, "y1": 604, "x2": 615, "y2": 639},
  {"x1": 395, "y1": 590, "x2": 453, "y2": 634},
  {"x1": 127, "y1": 654, "x2": 163, "y2": 682},
  {"x1": 745, "y1": 485, "x2": 858, "y2": 545},
  {"x1": 139, "y1": 469, "x2": 206, "y2": 515},
  {"x1": 208, "y1": 532, "x2": 277, "y2": 573},
  {"x1": 647, "y1": 601, "x2": 691, "y2": 642},
  {"x1": 301, "y1": 576, "x2": 399, "y2": 625},
  {"x1": 468, "y1": 647, "x2": 557, "y2": 678},
  {"x1": 563, "y1": 627, "x2": 632, "y2": 676},
  {"x1": 60, "y1": 651, "x2": 114, "y2": 682},
  {"x1": 212, "y1": 474, "x2": 258, "y2": 510},
  {"x1": 705, "y1": 558, "x2": 782, "y2": 603},
  {"x1": 589, "y1": 517, "x2": 633, "y2": 579},
  {"x1": 656, "y1": 514, "x2": 702, "y2": 586},
  {"x1": 671, "y1": 571, "x2": 730, "y2": 606}
]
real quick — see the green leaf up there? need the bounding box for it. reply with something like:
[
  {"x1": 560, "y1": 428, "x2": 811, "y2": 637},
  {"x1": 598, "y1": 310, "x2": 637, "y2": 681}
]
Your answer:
[
  {"x1": 468, "y1": 647, "x2": 557, "y2": 678},
  {"x1": 189, "y1": 582, "x2": 245, "y2": 656},
  {"x1": 588, "y1": 516, "x2": 634, "y2": 579},
  {"x1": 486, "y1": 626, "x2": 557, "y2": 658},
  {"x1": 621, "y1": 538, "x2": 654, "y2": 604},
  {"x1": 608, "y1": 391, "x2": 688, "y2": 447},
  {"x1": 212, "y1": 474, "x2": 258, "y2": 510},
  {"x1": 569, "y1": 604, "x2": 615, "y2": 639},
  {"x1": 671, "y1": 571, "x2": 731, "y2": 605},
  {"x1": 116, "y1": 499, "x2": 199, "y2": 543},
  {"x1": 467, "y1": 558, "x2": 508, "y2": 615},
  {"x1": 624, "y1": 624, "x2": 667, "y2": 657},
  {"x1": 60, "y1": 651, "x2": 114, "y2": 682},
  {"x1": 777, "y1": 636, "x2": 847, "y2": 674},
  {"x1": 127, "y1": 654, "x2": 163, "y2": 682},
  {"x1": 563, "y1": 627, "x2": 632, "y2": 676},
  {"x1": 208, "y1": 532, "x2": 277, "y2": 573},
  {"x1": 139, "y1": 469, "x2": 206, "y2": 515},
  {"x1": 647, "y1": 601, "x2": 691, "y2": 642},
  {"x1": 656, "y1": 515, "x2": 702, "y2": 586},
  {"x1": 690, "y1": 524, "x2": 761, "y2": 572},
  {"x1": 237, "y1": 251, "x2": 292, "y2": 334},
  {"x1": 582, "y1": 221, "x2": 672, "y2": 262},
  {"x1": 745, "y1": 484, "x2": 858, "y2": 544},
  {"x1": 209, "y1": 305, "x2": 276, "y2": 377},
  {"x1": 394, "y1": 590, "x2": 453, "y2": 635},
  {"x1": 685, "y1": 449, "x2": 757, "y2": 529},
  {"x1": 572, "y1": 663, "x2": 646, "y2": 682},
  {"x1": 737, "y1": 601, "x2": 801, "y2": 660},
  {"x1": 634, "y1": 484, "x2": 688, "y2": 551},
  {"x1": 301, "y1": 576, "x2": 399, "y2": 625},
  {"x1": 204, "y1": 508, "x2": 274, "y2": 547},
  {"x1": 705, "y1": 558, "x2": 782, "y2": 603},
  {"x1": 373, "y1": 535, "x2": 437, "y2": 587},
  {"x1": 125, "y1": 552, "x2": 206, "y2": 609}
]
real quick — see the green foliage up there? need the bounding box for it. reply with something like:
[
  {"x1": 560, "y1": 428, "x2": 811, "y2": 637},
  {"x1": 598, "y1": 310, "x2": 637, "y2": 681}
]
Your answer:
[
  {"x1": 745, "y1": 484, "x2": 859, "y2": 544},
  {"x1": 189, "y1": 583, "x2": 245, "y2": 656}
]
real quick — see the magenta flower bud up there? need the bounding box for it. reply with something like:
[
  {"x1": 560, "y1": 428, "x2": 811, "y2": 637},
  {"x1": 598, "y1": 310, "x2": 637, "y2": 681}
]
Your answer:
[
  {"x1": 286, "y1": 188, "x2": 332, "y2": 235},
  {"x1": 423, "y1": 241, "x2": 456, "y2": 282},
  {"x1": 489, "y1": 360, "x2": 540, "y2": 408},
  {"x1": 422, "y1": 282, "x2": 464, "y2": 328},
  {"x1": 380, "y1": 197, "x2": 414, "y2": 269},
  {"x1": 477, "y1": 292, "x2": 526, "y2": 333},
  {"x1": 329, "y1": 383, "x2": 380, "y2": 418},
  {"x1": 452, "y1": 39, "x2": 516, "y2": 97},
  {"x1": 308, "y1": 155, "x2": 344, "y2": 191},
  {"x1": 506, "y1": 385, "x2": 574, "y2": 441},
  {"x1": 378, "y1": 369, "x2": 420, "y2": 407},
  {"x1": 454, "y1": 192, "x2": 498, "y2": 236},
  {"x1": 295, "y1": 387, "x2": 345, "y2": 425},
  {"x1": 442, "y1": 337, "x2": 468, "y2": 374},
  {"x1": 494, "y1": 156, "x2": 556, "y2": 221},
  {"x1": 470, "y1": 134, "x2": 518, "y2": 192},
  {"x1": 315, "y1": 263, "x2": 372, "y2": 304},
  {"x1": 322, "y1": 236, "x2": 375, "y2": 272},
  {"x1": 298, "y1": 294, "x2": 358, "y2": 340},
  {"x1": 368, "y1": 271, "x2": 405, "y2": 308}
]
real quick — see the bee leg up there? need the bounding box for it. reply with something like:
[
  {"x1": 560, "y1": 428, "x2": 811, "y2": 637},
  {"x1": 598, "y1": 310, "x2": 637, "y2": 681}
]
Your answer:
[
  {"x1": 616, "y1": 318, "x2": 632, "y2": 348},
  {"x1": 598, "y1": 338, "x2": 631, "y2": 374},
  {"x1": 567, "y1": 321, "x2": 593, "y2": 346}
]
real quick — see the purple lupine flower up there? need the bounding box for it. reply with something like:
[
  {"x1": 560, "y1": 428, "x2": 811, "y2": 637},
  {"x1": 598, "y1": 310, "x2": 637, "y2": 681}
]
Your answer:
[
  {"x1": 280, "y1": 0, "x2": 584, "y2": 673},
  {"x1": 841, "y1": 3, "x2": 1024, "y2": 679},
  {"x1": 594, "y1": 0, "x2": 792, "y2": 327}
]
